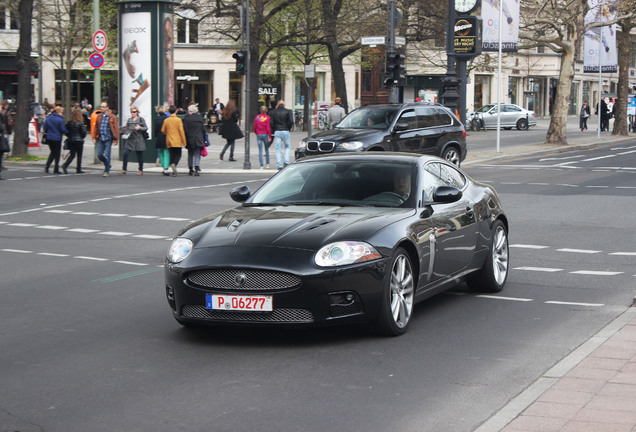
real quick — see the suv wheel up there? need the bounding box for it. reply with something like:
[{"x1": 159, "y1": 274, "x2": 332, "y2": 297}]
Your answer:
[{"x1": 441, "y1": 146, "x2": 460, "y2": 167}]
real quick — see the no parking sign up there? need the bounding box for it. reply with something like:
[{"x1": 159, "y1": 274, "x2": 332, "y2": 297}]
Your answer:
[{"x1": 89, "y1": 53, "x2": 104, "y2": 69}]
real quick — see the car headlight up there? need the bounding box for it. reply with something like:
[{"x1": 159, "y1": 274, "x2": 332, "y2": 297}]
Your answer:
[
  {"x1": 315, "y1": 241, "x2": 381, "y2": 267},
  {"x1": 168, "y1": 238, "x2": 193, "y2": 263},
  {"x1": 297, "y1": 139, "x2": 307, "y2": 149},
  {"x1": 340, "y1": 141, "x2": 363, "y2": 151}
]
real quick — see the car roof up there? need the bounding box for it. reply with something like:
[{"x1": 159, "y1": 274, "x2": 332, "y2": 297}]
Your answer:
[{"x1": 294, "y1": 152, "x2": 441, "y2": 164}]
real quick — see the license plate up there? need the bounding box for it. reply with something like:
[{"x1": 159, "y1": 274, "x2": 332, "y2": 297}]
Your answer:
[{"x1": 206, "y1": 294, "x2": 273, "y2": 312}]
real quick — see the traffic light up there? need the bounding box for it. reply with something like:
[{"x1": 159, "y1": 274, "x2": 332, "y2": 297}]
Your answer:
[
  {"x1": 233, "y1": 50, "x2": 247, "y2": 75},
  {"x1": 386, "y1": 51, "x2": 405, "y2": 84}
]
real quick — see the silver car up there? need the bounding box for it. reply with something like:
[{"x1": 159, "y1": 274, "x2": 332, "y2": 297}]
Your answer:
[{"x1": 469, "y1": 104, "x2": 537, "y2": 130}]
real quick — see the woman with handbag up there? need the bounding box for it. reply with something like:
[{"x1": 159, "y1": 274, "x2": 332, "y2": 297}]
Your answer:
[
  {"x1": 42, "y1": 106, "x2": 68, "y2": 174},
  {"x1": 63, "y1": 108, "x2": 87, "y2": 173},
  {"x1": 120, "y1": 105, "x2": 148, "y2": 175},
  {"x1": 219, "y1": 100, "x2": 243, "y2": 162}
]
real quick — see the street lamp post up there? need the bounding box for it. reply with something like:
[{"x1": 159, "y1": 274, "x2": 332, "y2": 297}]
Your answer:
[{"x1": 442, "y1": 0, "x2": 460, "y2": 114}]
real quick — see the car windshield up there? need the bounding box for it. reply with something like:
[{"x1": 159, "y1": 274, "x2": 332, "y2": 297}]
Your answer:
[
  {"x1": 335, "y1": 107, "x2": 399, "y2": 130},
  {"x1": 245, "y1": 160, "x2": 417, "y2": 208}
]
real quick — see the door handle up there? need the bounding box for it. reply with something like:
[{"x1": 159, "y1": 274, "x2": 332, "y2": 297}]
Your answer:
[{"x1": 466, "y1": 206, "x2": 474, "y2": 217}]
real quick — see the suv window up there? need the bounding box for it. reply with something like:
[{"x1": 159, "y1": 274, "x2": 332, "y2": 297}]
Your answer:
[
  {"x1": 397, "y1": 109, "x2": 417, "y2": 130},
  {"x1": 336, "y1": 107, "x2": 399, "y2": 129},
  {"x1": 434, "y1": 108, "x2": 453, "y2": 126},
  {"x1": 415, "y1": 107, "x2": 437, "y2": 128}
]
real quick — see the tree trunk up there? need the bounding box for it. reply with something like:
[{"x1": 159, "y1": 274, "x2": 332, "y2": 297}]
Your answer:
[
  {"x1": 612, "y1": 19, "x2": 633, "y2": 136},
  {"x1": 545, "y1": 48, "x2": 574, "y2": 145},
  {"x1": 326, "y1": 42, "x2": 349, "y2": 113},
  {"x1": 12, "y1": 0, "x2": 34, "y2": 157}
]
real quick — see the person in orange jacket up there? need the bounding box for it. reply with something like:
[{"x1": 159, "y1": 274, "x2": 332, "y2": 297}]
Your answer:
[{"x1": 161, "y1": 105, "x2": 186, "y2": 176}]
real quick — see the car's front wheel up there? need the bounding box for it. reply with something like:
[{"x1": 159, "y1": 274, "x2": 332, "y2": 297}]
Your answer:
[
  {"x1": 441, "y1": 146, "x2": 461, "y2": 167},
  {"x1": 466, "y1": 220, "x2": 509, "y2": 293},
  {"x1": 375, "y1": 247, "x2": 415, "y2": 336}
]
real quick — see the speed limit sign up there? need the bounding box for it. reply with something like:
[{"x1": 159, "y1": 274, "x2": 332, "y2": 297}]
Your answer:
[{"x1": 92, "y1": 30, "x2": 108, "y2": 53}]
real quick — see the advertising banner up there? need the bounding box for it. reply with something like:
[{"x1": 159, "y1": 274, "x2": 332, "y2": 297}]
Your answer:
[
  {"x1": 120, "y1": 11, "x2": 152, "y2": 137},
  {"x1": 162, "y1": 12, "x2": 175, "y2": 107},
  {"x1": 454, "y1": 16, "x2": 481, "y2": 58},
  {"x1": 583, "y1": 0, "x2": 618, "y2": 73},
  {"x1": 482, "y1": 0, "x2": 520, "y2": 52}
]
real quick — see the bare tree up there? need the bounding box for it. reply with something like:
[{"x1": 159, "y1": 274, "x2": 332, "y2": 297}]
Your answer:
[{"x1": 38, "y1": 0, "x2": 94, "y2": 116}]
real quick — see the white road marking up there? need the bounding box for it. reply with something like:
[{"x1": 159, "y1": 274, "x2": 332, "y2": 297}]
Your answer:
[
  {"x1": 476, "y1": 295, "x2": 533, "y2": 302},
  {"x1": 557, "y1": 248, "x2": 601, "y2": 254},
  {"x1": 98, "y1": 231, "x2": 132, "y2": 236},
  {"x1": 38, "y1": 252, "x2": 70, "y2": 257},
  {"x1": 44, "y1": 210, "x2": 73, "y2": 214},
  {"x1": 72, "y1": 212, "x2": 98, "y2": 215},
  {"x1": 545, "y1": 301, "x2": 604, "y2": 307},
  {"x1": 510, "y1": 244, "x2": 549, "y2": 249},
  {"x1": 159, "y1": 217, "x2": 190, "y2": 221},
  {"x1": 133, "y1": 234, "x2": 170, "y2": 239},
  {"x1": 8, "y1": 223, "x2": 36, "y2": 227},
  {"x1": 514, "y1": 266, "x2": 563, "y2": 272},
  {"x1": 100, "y1": 213, "x2": 128, "y2": 217},
  {"x1": 114, "y1": 261, "x2": 148, "y2": 266},
  {"x1": 570, "y1": 270, "x2": 623, "y2": 276},
  {"x1": 74, "y1": 256, "x2": 108, "y2": 261},
  {"x1": 66, "y1": 228, "x2": 99, "y2": 233},
  {"x1": 130, "y1": 215, "x2": 159, "y2": 219},
  {"x1": 36, "y1": 225, "x2": 68, "y2": 230},
  {"x1": 610, "y1": 252, "x2": 636, "y2": 256},
  {"x1": 1, "y1": 249, "x2": 32, "y2": 253}
]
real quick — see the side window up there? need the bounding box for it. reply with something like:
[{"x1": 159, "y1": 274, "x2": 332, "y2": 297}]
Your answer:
[
  {"x1": 425, "y1": 162, "x2": 466, "y2": 190},
  {"x1": 438, "y1": 164, "x2": 466, "y2": 188},
  {"x1": 505, "y1": 105, "x2": 521, "y2": 113},
  {"x1": 434, "y1": 108, "x2": 453, "y2": 126},
  {"x1": 415, "y1": 107, "x2": 436, "y2": 128},
  {"x1": 422, "y1": 164, "x2": 443, "y2": 202},
  {"x1": 397, "y1": 110, "x2": 418, "y2": 130}
]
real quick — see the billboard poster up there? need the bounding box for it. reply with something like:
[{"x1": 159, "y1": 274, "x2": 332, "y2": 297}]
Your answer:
[
  {"x1": 120, "y1": 11, "x2": 152, "y2": 137},
  {"x1": 162, "y1": 12, "x2": 175, "y2": 107},
  {"x1": 482, "y1": 0, "x2": 520, "y2": 52},
  {"x1": 583, "y1": 0, "x2": 618, "y2": 73}
]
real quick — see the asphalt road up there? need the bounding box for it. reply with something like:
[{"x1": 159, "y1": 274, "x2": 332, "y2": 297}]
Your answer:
[{"x1": 0, "y1": 141, "x2": 634, "y2": 431}]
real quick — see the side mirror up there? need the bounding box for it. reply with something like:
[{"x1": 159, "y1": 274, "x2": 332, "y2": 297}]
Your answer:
[
  {"x1": 393, "y1": 122, "x2": 409, "y2": 132},
  {"x1": 230, "y1": 185, "x2": 251, "y2": 202},
  {"x1": 432, "y1": 186, "x2": 462, "y2": 203}
]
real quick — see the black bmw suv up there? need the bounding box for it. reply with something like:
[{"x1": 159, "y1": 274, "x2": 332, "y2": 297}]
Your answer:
[{"x1": 295, "y1": 103, "x2": 467, "y2": 166}]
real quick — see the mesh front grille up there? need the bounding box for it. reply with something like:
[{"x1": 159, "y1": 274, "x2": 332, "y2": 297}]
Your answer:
[
  {"x1": 182, "y1": 305, "x2": 314, "y2": 323},
  {"x1": 307, "y1": 141, "x2": 335, "y2": 152},
  {"x1": 330, "y1": 302, "x2": 363, "y2": 317},
  {"x1": 187, "y1": 270, "x2": 301, "y2": 291}
]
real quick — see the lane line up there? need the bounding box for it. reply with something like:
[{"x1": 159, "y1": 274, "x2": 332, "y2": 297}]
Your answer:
[
  {"x1": 556, "y1": 248, "x2": 601, "y2": 254},
  {"x1": 476, "y1": 295, "x2": 533, "y2": 302},
  {"x1": 514, "y1": 266, "x2": 563, "y2": 272},
  {"x1": 545, "y1": 301, "x2": 604, "y2": 307},
  {"x1": 570, "y1": 270, "x2": 623, "y2": 276},
  {"x1": 511, "y1": 244, "x2": 549, "y2": 249}
]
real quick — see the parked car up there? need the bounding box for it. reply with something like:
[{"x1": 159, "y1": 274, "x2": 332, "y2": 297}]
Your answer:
[
  {"x1": 468, "y1": 103, "x2": 537, "y2": 130},
  {"x1": 296, "y1": 103, "x2": 467, "y2": 167},
  {"x1": 164, "y1": 153, "x2": 509, "y2": 336}
]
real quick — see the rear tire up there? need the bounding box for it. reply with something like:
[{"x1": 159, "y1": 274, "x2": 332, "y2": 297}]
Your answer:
[
  {"x1": 441, "y1": 146, "x2": 461, "y2": 167},
  {"x1": 516, "y1": 118, "x2": 528, "y2": 130},
  {"x1": 466, "y1": 220, "x2": 509, "y2": 293},
  {"x1": 375, "y1": 248, "x2": 415, "y2": 336}
]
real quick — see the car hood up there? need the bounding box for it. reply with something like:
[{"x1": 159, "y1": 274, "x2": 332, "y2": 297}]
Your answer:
[
  {"x1": 180, "y1": 205, "x2": 414, "y2": 251},
  {"x1": 307, "y1": 128, "x2": 384, "y2": 143}
]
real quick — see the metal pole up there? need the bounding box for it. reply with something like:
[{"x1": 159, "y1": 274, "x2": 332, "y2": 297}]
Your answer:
[
  {"x1": 597, "y1": 0, "x2": 604, "y2": 139},
  {"x1": 496, "y1": 0, "x2": 502, "y2": 153},
  {"x1": 93, "y1": 0, "x2": 100, "y2": 164},
  {"x1": 243, "y1": 0, "x2": 251, "y2": 170},
  {"x1": 387, "y1": 0, "x2": 398, "y2": 103}
]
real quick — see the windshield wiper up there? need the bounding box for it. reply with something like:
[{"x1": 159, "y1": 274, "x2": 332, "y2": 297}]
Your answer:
[{"x1": 243, "y1": 202, "x2": 290, "y2": 207}]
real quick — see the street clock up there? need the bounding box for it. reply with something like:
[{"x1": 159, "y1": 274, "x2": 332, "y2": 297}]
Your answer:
[{"x1": 455, "y1": 0, "x2": 479, "y2": 14}]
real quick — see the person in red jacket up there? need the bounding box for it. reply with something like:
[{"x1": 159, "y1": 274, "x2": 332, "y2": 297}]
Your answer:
[{"x1": 253, "y1": 106, "x2": 272, "y2": 169}]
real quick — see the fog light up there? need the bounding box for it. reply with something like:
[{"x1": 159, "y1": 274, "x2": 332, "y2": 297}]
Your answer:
[{"x1": 166, "y1": 286, "x2": 176, "y2": 310}]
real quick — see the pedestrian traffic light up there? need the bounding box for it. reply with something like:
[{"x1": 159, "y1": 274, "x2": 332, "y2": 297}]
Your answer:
[
  {"x1": 233, "y1": 50, "x2": 247, "y2": 75},
  {"x1": 386, "y1": 51, "x2": 405, "y2": 83}
]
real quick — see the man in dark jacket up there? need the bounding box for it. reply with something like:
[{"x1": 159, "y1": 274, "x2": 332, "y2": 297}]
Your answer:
[{"x1": 270, "y1": 100, "x2": 294, "y2": 169}]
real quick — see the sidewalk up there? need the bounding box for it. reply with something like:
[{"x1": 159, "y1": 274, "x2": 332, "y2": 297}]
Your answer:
[
  {"x1": 9, "y1": 115, "x2": 634, "y2": 173},
  {"x1": 4, "y1": 117, "x2": 636, "y2": 432}
]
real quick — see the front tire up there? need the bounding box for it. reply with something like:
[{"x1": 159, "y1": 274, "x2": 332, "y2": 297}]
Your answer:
[
  {"x1": 375, "y1": 248, "x2": 415, "y2": 336},
  {"x1": 466, "y1": 220, "x2": 509, "y2": 293}
]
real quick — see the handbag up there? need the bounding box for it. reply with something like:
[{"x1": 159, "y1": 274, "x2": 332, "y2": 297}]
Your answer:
[
  {"x1": 201, "y1": 146, "x2": 208, "y2": 157},
  {"x1": 141, "y1": 129, "x2": 149, "y2": 140},
  {"x1": 0, "y1": 134, "x2": 10, "y2": 153},
  {"x1": 63, "y1": 138, "x2": 70, "y2": 150},
  {"x1": 41, "y1": 132, "x2": 47, "y2": 145}
]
